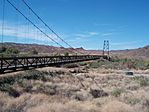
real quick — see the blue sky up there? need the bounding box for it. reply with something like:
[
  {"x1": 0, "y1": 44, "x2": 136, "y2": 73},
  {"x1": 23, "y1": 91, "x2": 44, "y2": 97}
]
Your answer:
[{"x1": 0, "y1": 0, "x2": 149, "y2": 50}]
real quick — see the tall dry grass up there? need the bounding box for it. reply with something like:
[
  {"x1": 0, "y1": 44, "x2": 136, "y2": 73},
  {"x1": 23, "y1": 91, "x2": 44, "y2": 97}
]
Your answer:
[
  {"x1": 0, "y1": 67, "x2": 149, "y2": 112},
  {"x1": 101, "y1": 100, "x2": 133, "y2": 112}
]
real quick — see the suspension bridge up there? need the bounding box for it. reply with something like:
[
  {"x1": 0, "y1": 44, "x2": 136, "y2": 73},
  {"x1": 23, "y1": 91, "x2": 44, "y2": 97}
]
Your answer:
[{"x1": 0, "y1": 0, "x2": 110, "y2": 73}]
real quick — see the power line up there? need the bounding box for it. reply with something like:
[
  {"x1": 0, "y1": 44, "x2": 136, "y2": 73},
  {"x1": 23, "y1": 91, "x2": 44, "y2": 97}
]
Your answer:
[{"x1": 6, "y1": 0, "x2": 64, "y2": 48}]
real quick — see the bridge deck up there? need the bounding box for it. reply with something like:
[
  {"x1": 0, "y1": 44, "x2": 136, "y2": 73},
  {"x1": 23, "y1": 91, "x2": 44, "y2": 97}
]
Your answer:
[{"x1": 0, "y1": 55, "x2": 109, "y2": 74}]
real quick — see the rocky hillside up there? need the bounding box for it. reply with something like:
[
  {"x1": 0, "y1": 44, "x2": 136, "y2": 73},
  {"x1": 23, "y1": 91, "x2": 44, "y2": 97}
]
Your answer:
[
  {"x1": 1, "y1": 43, "x2": 149, "y2": 59},
  {"x1": 0, "y1": 43, "x2": 102, "y2": 55},
  {"x1": 111, "y1": 45, "x2": 149, "y2": 60}
]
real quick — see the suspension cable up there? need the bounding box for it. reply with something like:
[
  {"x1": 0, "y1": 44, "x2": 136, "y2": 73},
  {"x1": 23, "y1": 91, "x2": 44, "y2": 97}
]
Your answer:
[
  {"x1": 21, "y1": 0, "x2": 73, "y2": 48},
  {"x1": 1, "y1": 0, "x2": 5, "y2": 51},
  {"x1": 15, "y1": 0, "x2": 19, "y2": 43},
  {"x1": 5, "y1": 0, "x2": 85, "y2": 55},
  {"x1": 6, "y1": 0, "x2": 64, "y2": 48},
  {"x1": 21, "y1": 0, "x2": 84, "y2": 55},
  {"x1": 27, "y1": 8, "x2": 30, "y2": 44}
]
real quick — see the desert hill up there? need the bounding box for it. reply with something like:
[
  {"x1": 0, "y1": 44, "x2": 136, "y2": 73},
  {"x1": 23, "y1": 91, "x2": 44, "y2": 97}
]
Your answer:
[
  {"x1": 111, "y1": 45, "x2": 149, "y2": 60},
  {"x1": 0, "y1": 43, "x2": 102, "y2": 55},
  {"x1": 1, "y1": 43, "x2": 149, "y2": 60}
]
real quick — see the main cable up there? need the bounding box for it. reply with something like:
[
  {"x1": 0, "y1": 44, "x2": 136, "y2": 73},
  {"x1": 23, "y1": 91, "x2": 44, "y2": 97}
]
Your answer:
[
  {"x1": 6, "y1": 0, "x2": 64, "y2": 48},
  {"x1": 21, "y1": 0, "x2": 73, "y2": 48},
  {"x1": 21, "y1": 0, "x2": 84, "y2": 55}
]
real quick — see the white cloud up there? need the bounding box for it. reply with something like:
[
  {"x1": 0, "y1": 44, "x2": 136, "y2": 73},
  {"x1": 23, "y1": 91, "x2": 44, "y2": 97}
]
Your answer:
[
  {"x1": 111, "y1": 41, "x2": 141, "y2": 46},
  {"x1": 75, "y1": 33, "x2": 88, "y2": 38},
  {"x1": 88, "y1": 32, "x2": 99, "y2": 36},
  {"x1": 101, "y1": 32, "x2": 118, "y2": 36},
  {"x1": 0, "y1": 20, "x2": 57, "y2": 42},
  {"x1": 75, "y1": 31, "x2": 99, "y2": 38},
  {"x1": 74, "y1": 31, "x2": 118, "y2": 38}
]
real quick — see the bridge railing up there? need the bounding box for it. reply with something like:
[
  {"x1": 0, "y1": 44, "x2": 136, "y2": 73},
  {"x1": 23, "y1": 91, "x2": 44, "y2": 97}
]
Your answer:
[{"x1": 0, "y1": 55, "x2": 109, "y2": 73}]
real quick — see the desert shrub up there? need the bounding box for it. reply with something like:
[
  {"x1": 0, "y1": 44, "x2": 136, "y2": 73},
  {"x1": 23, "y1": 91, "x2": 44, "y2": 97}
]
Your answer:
[
  {"x1": 89, "y1": 61, "x2": 108, "y2": 68},
  {"x1": 120, "y1": 58, "x2": 147, "y2": 70},
  {"x1": 30, "y1": 48, "x2": 38, "y2": 55},
  {"x1": 109, "y1": 57, "x2": 147, "y2": 69},
  {"x1": 89, "y1": 62, "x2": 100, "y2": 68},
  {"x1": 78, "y1": 62, "x2": 87, "y2": 66},
  {"x1": 0, "y1": 70, "x2": 49, "y2": 96},
  {"x1": 88, "y1": 58, "x2": 147, "y2": 70},
  {"x1": 142, "y1": 98, "x2": 149, "y2": 110},
  {"x1": 145, "y1": 61, "x2": 149, "y2": 69},
  {"x1": 140, "y1": 79, "x2": 149, "y2": 87},
  {"x1": 64, "y1": 52, "x2": 69, "y2": 56},
  {"x1": 101, "y1": 101, "x2": 133, "y2": 112},
  {"x1": 6, "y1": 47, "x2": 19, "y2": 54},
  {"x1": 63, "y1": 63, "x2": 79, "y2": 68},
  {"x1": 24, "y1": 70, "x2": 43, "y2": 80},
  {"x1": 72, "y1": 91, "x2": 92, "y2": 101},
  {"x1": 127, "y1": 98, "x2": 140, "y2": 105},
  {"x1": 0, "y1": 84, "x2": 20, "y2": 97},
  {"x1": 133, "y1": 76, "x2": 149, "y2": 87},
  {"x1": 111, "y1": 88, "x2": 126, "y2": 97},
  {"x1": 0, "y1": 47, "x2": 19, "y2": 54},
  {"x1": 17, "y1": 79, "x2": 33, "y2": 92},
  {"x1": 33, "y1": 84, "x2": 57, "y2": 95},
  {"x1": 88, "y1": 61, "x2": 121, "y2": 69},
  {"x1": 23, "y1": 70, "x2": 55, "y2": 81},
  {"x1": 90, "y1": 88, "x2": 108, "y2": 98},
  {"x1": 111, "y1": 56, "x2": 121, "y2": 62},
  {"x1": 121, "y1": 58, "x2": 136, "y2": 69},
  {"x1": 0, "y1": 47, "x2": 7, "y2": 53}
]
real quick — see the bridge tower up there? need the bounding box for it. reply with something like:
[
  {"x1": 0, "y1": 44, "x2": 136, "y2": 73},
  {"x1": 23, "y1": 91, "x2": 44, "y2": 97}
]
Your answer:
[{"x1": 103, "y1": 40, "x2": 109, "y2": 56}]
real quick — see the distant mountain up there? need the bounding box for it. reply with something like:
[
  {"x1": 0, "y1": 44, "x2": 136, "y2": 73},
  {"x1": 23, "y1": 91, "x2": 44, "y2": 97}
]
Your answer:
[
  {"x1": 1, "y1": 43, "x2": 149, "y2": 60},
  {"x1": 111, "y1": 45, "x2": 149, "y2": 60},
  {"x1": 0, "y1": 43, "x2": 102, "y2": 55}
]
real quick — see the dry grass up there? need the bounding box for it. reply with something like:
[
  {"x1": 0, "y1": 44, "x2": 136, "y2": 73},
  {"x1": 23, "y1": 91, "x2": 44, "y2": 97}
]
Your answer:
[
  {"x1": 27, "y1": 101, "x2": 100, "y2": 112},
  {"x1": 0, "y1": 67, "x2": 149, "y2": 112},
  {"x1": 101, "y1": 100, "x2": 133, "y2": 112}
]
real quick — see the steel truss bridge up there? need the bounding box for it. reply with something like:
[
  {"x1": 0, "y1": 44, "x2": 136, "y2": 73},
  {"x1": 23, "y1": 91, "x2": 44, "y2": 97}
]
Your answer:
[{"x1": 0, "y1": 55, "x2": 110, "y2": 73}]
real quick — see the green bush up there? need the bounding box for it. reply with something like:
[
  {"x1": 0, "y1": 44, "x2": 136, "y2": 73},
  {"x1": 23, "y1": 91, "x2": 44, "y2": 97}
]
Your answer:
[
  {"x1": 0, "y1": 47, "x2": 19, "y2": 54},
  {"x1": 127, "y1": 98, "x2": 140, "y2": 105},
  {"x1": 87, "y1": 57, "x2": 147, "y2": 70},
  {"x1": 30, "y1": 48, "x2": 38, "y2": 55},
  {"x1": 132, "y1": 76, "x2": 149, "y2": 87},
  {"x1": 89, "y1": 61, "x2": 108, "y2": 68},
  {"x1": 0, "y1": 84, "x2": 20, "y2": 97},
  {"x1": 64, "y1": 52, "x2": 69, "y2": 56},
  {"x1": 63, "y1": 63, "x2": 79, "y2": 68},
  {"x1": 145, "y1": 61, "x2": 149, "y2": 69},
  {"x1": 0, "y1": 47, "x2": 7, "y2": 53},
  {"x1": 140, "y1": 78, "x2": 149, "y2": 87},
  {"x1": 111, "y1": 88, "x2": 126, "y2": 97},
  {"x1": 78, "y1": 62, "x2": 87, "y2": 66}
]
